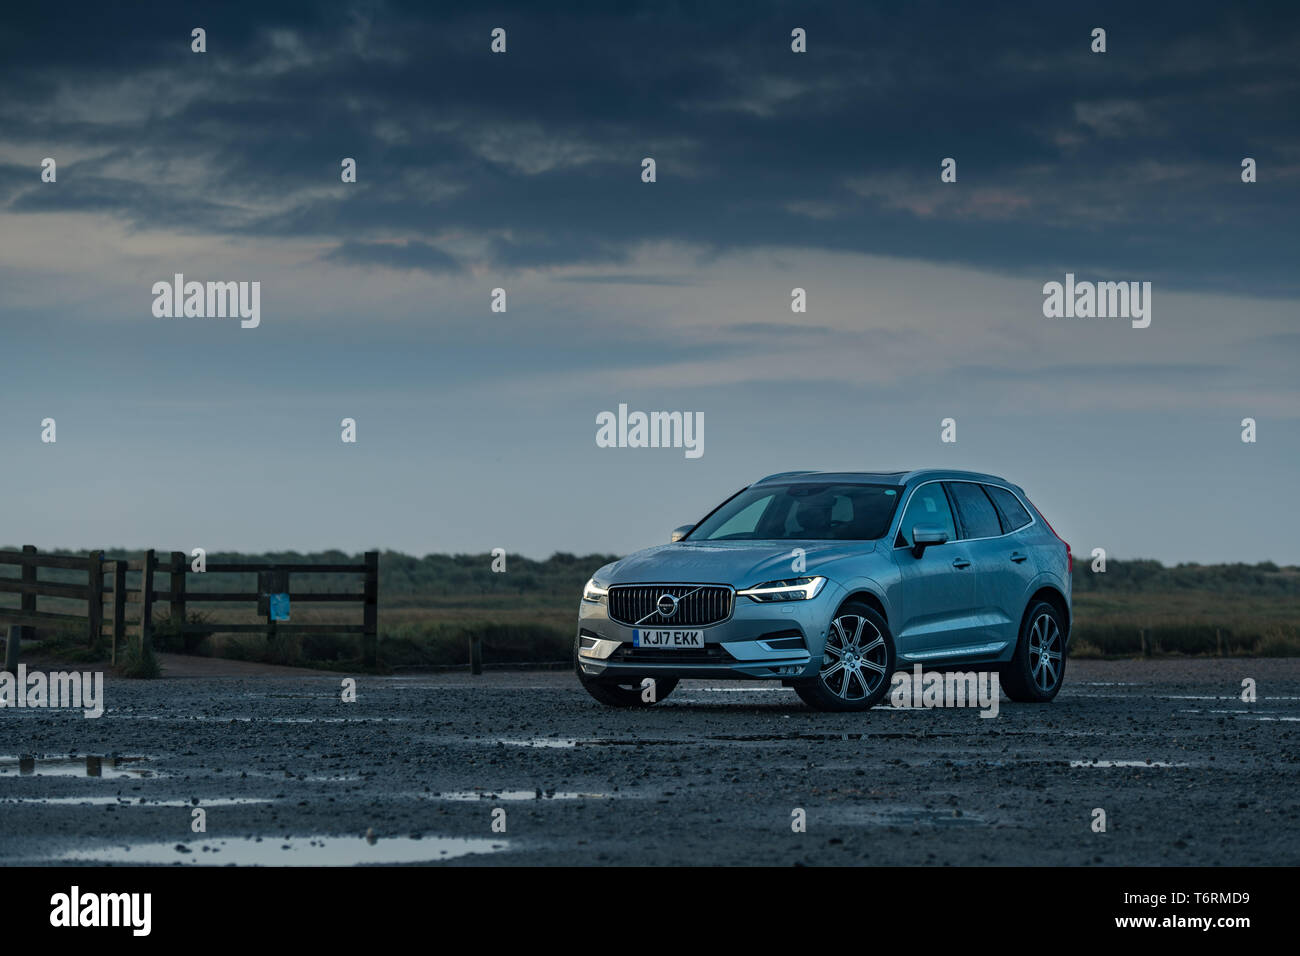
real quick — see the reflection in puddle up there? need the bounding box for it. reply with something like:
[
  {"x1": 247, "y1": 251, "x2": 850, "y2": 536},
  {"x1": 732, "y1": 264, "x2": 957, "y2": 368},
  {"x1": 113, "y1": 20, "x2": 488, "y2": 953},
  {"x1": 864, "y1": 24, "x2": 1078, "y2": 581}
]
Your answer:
[
  {"x1": 57, "y1": 835, "x2": 509, "y2": 865},
  {"x1": 1069, "y1": 759, "x2": 1190, "y2": 768},
  {"x1": 0, "y1": 756, "x2": 161, "y2": 778},
  {"x1": 435, "y1": 790, "x2": 606, "y2": 801}
]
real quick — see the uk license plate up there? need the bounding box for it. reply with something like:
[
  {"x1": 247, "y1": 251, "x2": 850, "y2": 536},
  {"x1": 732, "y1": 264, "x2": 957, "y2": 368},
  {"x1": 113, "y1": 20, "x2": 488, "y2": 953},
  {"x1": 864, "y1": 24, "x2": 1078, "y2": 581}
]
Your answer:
[{"x1": 632, "y1": 629, "x2": 704, "y2": 648}]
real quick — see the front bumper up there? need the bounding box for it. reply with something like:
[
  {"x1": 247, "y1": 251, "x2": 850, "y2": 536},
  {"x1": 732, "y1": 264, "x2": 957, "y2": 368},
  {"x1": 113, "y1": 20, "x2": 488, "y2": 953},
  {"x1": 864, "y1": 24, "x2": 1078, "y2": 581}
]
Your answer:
[{"x1": 575, "y1": 583, "x2": 842, "y2": 681}]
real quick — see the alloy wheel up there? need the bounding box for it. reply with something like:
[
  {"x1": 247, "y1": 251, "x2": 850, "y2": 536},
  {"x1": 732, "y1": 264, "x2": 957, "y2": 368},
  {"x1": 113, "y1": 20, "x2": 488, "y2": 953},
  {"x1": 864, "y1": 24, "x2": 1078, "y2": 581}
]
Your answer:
[
  {"x1": 819, "y1": 613, "x2": 888, "y2": 701},
  {"x1": 1028, "y1": 612, "x2": 1062, "y2": 692}
]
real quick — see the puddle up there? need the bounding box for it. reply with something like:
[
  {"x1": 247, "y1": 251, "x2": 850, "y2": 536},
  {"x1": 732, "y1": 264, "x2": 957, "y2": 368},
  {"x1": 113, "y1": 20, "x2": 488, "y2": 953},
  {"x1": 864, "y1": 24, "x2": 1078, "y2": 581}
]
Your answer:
[
  {"x1": 259, "y1": 717, "x2": 419, "y2": 725},
  {"x1": 55, "y1": 834, "x2": 508, "y2": 865},
  {"x1": 861, "y1": 808, "x2": 988, "y2": 827},
  {"x1": 495, "y1": 731, "x2": 954, "y2": 748},
  {"x1": 433, "y1": 789, "x2": 607, "y2": 801},
  {"x1": 497, "y1": 738, "x2": 579, "y2": 749},
  {"x1": 3, "y1": 796, "x2": 270, "y2": 807},
  {"x1": 1181, "y1": 709, "x2": 1300, "y2": 722},
  {"x1": 692, "y1": 687, "x2": 791, "y2": 693},
  {"x1": 496, "y1": 736, "x2": 685, "y2": 748},
  {"x1": 499, "y1": 736, "x2": 703, "y2": 747},
  {"x1": 706, "y1": 732, "x2": 955, "y2": 743},
  {"x1": 1195, "y1": 708, "x2": 1297, "y2": 716},
  {"x1": 0, "y1": 756, "x2": 162, "y2": 779},
  {"x1": 109, "y1": 715, "x2": 417, "y2": 724},
  {"x1": 238, "y1": 771, "x2": 360, "y2": 782},
  {"x1": 1069, "y1": 759, "x2": 1190, "y2": 768}
]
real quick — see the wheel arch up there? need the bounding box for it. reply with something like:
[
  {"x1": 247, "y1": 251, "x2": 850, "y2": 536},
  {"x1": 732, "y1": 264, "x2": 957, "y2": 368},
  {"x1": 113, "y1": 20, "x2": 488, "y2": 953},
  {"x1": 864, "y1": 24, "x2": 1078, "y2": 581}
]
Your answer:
[
  {"x1": 839, "y1": 588, "x2": 889, "y2": 626},
  {"x1": 1024, "y1": 586, "x2": 1071, "y2": 643}
]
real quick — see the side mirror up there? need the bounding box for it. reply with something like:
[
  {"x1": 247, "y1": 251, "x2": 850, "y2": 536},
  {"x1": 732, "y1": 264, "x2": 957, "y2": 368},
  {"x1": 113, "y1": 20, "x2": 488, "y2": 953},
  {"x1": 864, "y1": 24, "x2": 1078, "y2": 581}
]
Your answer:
[
  {"x1": 671, "y1": 524, "x2": 695, "y2": 543},
  {"x1": 910, "y1": 524, "x2": 948, "y2": 558}
]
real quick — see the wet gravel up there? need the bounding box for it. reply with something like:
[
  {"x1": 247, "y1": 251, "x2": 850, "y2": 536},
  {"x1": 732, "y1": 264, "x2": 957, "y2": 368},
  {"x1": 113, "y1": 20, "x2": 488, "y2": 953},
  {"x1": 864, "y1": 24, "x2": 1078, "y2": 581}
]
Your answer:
[{"x1": 2, "y1": 658, "x2": 1297, "y2": 865}]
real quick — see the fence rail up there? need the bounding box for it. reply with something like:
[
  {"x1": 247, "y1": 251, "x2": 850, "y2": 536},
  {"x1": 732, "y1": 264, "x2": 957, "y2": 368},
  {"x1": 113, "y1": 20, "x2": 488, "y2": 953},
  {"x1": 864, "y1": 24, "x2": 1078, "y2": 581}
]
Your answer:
[{"x1": 0, "y1": 546, "x2": 379, "y2": 668}]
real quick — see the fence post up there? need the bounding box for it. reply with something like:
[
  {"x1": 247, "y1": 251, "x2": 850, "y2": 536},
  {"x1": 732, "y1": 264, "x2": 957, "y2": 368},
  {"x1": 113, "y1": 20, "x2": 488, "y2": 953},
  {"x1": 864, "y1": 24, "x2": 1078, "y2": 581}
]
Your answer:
[
  {"x1": 362, "y1": 551, "x2": 379, "y2": 667},
  {"x1": 170, "y1": 552, "x2": 187, "y2": 636},
  {"x1": 3, "y1": 625, "x2": 18, "y2": 676},
  {"x1": 1139, "y1": 628, "x2": 1147, "y2": 657},
  {"x1": 20, "y1": 545, "x2": 36, "y2": 642},
  {"x1": 86, "y1": 551, "x2": 104, "y2": 649},
  {"x1": 1216, "y1": 628, "x2": 1223, "y2": 657},
  {"x1": 267, "y1": 570, "x2": 282, "y2": 653},
  {"x1": 469, "y1": 634, "x2": 483, "y2": 675},
  {"x1": 138, "y1": 550, "x2": 156, "y2": 656},
  {"x1": 112, "y1": 561, "x2": 127, "y2": 666}
]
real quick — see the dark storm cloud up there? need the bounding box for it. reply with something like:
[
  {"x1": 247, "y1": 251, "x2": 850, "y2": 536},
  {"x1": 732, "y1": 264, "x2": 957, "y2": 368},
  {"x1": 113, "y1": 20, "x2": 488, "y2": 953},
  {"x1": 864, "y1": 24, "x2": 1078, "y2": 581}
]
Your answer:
[
  {"x1": 323, "y1": 238, "x2": 461, "y2": 274},
  {"x1": 1, "y1": 0, "x2": 1297, "y2": 291}
]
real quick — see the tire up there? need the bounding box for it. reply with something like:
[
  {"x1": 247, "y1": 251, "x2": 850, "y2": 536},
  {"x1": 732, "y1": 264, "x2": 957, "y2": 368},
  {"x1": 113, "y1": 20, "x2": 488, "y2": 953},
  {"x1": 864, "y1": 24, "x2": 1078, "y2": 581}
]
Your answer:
[
  {"x1": 574, "y1": 635, "x2": 679, "y2": 707},
  {"x1": 793, "y1": 602, "x2": 896, "y2": 712},
  {"x1": 1000, "y1": 600, "x2": 1067, "y2": 702}
]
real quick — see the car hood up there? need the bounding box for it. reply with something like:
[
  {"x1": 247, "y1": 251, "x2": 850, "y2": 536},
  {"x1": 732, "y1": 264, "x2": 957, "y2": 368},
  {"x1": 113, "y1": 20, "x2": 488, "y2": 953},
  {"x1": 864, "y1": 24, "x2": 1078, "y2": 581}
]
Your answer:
[{"x1": 596, "y1": 539, "x2": 878, "y2": 588}]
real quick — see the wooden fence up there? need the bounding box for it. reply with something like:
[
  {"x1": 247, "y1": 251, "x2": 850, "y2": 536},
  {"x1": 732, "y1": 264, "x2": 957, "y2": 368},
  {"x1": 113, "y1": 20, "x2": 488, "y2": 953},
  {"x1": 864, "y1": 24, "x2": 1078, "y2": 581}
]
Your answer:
[
  {"x1": 0, "y1": 547, "x2": 379, "y2": 667},
  {"x1": 0, "y1": 546, "x2": 121, "y2": 652}
]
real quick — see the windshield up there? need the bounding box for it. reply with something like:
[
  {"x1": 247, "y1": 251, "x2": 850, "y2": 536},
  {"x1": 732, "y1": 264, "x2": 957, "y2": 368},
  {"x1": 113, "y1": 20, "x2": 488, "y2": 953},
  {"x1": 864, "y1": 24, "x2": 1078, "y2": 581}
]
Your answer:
[{"x1": 688, "y1": 483, "x2": 901, "y2": 541}]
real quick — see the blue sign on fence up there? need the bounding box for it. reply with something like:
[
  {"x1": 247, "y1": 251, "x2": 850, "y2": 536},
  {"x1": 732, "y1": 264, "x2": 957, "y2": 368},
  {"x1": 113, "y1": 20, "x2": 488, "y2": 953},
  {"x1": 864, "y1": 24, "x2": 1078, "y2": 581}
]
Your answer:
[{"x1": 269, "y1": 593, "x2": 290, "y2": 622}]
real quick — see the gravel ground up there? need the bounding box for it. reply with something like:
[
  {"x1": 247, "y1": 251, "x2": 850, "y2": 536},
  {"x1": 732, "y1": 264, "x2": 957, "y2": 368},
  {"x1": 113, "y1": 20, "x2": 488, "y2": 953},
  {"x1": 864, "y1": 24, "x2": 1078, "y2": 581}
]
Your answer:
[{"x1": 2, "y1": 657, "x2": 1297, "y2": 866}]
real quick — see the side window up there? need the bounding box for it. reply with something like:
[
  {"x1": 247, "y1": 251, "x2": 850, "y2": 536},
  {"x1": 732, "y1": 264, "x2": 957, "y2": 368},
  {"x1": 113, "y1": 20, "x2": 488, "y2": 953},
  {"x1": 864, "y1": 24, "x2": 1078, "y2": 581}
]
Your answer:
[
  {"x1": 947, "y1": 482, "x2": 1002, "y2": 539},
  {"x1": 895, "y1": 484, "x2": 957, "y2": 547},
  {"x1": 986, "y1": 485, "x2": 1032, "y2": 533}
]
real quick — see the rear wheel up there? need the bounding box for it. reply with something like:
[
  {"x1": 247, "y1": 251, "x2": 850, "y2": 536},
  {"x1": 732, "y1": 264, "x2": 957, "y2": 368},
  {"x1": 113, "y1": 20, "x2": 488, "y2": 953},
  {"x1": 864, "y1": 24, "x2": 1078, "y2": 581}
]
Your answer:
[
  {"x1": 793, "y1": 602, "x2": 896, "y2": 712},
  {"x1": 574, "y1": 635, "x2": 679, "y2": 707},
  {"x1": 1000, "y1": 601, "x2": 1067, "y2": 702}
]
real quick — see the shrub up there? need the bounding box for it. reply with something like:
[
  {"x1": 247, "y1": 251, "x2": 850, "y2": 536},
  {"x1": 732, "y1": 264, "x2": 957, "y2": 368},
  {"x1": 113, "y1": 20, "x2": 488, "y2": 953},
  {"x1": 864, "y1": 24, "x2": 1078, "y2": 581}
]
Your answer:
[{"x1": 116, "y1": 640, "x2": 161, "y2": 679}]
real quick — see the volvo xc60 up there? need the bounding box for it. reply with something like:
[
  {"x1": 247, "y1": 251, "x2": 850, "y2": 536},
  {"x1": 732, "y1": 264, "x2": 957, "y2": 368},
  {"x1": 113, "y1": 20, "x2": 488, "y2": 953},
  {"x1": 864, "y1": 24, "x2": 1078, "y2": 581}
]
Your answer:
[{"x1": 575, "y1": 470, "x2": 1072, "y2": 711}]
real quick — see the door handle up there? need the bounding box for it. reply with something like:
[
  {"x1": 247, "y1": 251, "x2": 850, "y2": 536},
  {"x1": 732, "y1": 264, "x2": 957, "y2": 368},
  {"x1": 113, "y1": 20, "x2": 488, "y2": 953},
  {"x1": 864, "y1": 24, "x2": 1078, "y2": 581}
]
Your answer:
[
  {"x1": 1010, "y1": 552, "x2": 1028, "y2": 563},
  {"x1": 952, "y1": 558, "x2": 971, "y2": 569}
]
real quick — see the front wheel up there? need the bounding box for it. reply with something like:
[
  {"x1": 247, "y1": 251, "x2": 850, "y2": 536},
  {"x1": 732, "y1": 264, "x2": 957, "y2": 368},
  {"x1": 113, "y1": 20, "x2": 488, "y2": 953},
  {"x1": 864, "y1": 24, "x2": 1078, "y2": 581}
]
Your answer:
[
  {"x1": 793, "y1": 602, "x2": 896, "y2": 712},
  {"x1": 1000, "y1": 601, "x2": 1067, "y2": 702}
]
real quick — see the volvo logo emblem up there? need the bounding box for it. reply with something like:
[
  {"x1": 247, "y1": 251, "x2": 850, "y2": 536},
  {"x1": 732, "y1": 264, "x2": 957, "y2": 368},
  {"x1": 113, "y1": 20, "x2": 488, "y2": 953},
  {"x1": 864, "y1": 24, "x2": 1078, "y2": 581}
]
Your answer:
[{"x1": 656, "y1": 593, "x2": 679, "y2": 617}]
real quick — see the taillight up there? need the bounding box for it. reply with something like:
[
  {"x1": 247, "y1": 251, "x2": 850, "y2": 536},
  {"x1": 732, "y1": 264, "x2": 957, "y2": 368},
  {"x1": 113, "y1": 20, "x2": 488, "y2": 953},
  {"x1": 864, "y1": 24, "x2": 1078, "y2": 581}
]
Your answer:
[{"x1": 1029, "y1": 499, "x2": 1071, "y2": 573}]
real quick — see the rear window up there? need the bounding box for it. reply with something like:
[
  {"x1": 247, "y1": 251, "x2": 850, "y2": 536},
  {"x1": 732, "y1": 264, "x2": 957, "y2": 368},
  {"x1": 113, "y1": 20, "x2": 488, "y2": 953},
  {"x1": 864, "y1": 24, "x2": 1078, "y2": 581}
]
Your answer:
[
  {"x1": 986, "y1": 485, "x2": 1032, "y2": 533},
  {"x1": 946, "y1": 482, "x2": 1002, "y2": 539}
]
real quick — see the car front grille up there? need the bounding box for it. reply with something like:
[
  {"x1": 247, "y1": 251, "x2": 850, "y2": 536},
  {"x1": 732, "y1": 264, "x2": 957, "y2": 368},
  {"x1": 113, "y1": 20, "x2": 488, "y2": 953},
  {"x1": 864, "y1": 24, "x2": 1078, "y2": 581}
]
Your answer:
[{"x1": 607, "y1": 584, "x2": 734, "y2": 627}]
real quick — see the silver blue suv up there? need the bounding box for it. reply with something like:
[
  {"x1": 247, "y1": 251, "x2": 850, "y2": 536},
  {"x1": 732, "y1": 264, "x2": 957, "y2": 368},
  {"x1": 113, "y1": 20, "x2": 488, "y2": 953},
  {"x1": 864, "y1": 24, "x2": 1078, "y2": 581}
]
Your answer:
[{"x1": 575, "y1": 470, "x2": 1072, "y2": 711}]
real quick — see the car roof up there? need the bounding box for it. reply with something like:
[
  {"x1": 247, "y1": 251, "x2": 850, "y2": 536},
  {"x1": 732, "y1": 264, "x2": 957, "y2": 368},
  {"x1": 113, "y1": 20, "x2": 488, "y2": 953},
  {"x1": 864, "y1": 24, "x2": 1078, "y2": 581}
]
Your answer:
[{"x1": 753, "y1": 469, "x2": 1016, "y2": 488}]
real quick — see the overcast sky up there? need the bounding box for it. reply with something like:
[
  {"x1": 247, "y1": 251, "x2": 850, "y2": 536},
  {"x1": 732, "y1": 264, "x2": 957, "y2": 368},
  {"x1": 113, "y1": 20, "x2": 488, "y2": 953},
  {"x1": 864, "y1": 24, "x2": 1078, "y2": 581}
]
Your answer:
[{"x1": 1, "y1": 1, "x2": 1297, "y2": 564}]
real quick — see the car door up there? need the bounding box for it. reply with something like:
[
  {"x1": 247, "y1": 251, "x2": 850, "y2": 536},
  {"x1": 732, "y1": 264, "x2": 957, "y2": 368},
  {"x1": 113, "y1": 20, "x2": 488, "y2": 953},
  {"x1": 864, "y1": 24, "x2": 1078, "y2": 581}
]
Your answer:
[
  {"x1": 945, "y1": 481, "x2": 1030, "y2": 648},
  {"x1": 888, "y1": 482, "x2": 979, "y2": 657},
  {"x1": 981, "y1": 483, "x2": 1041, "y2": 643}
]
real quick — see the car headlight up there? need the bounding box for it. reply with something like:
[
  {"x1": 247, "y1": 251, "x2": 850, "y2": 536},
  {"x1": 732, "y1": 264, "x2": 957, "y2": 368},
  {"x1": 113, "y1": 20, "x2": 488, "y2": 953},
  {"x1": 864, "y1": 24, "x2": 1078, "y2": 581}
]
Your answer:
[
  {"x1": 736, "y1": 576, "x2": 827, "y2": 602},
  {"x1": 582, "y1": 578, "x2": 609, "y2": 603}
]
